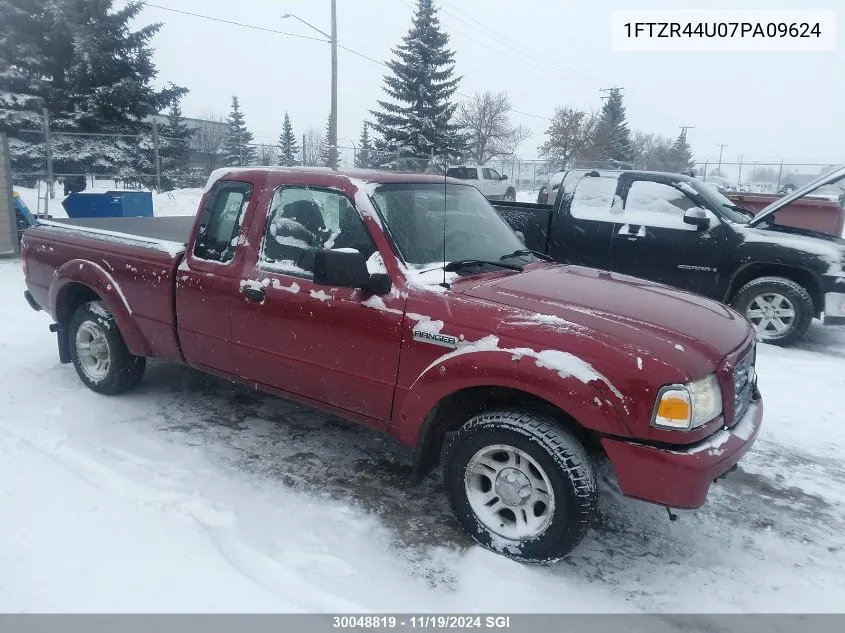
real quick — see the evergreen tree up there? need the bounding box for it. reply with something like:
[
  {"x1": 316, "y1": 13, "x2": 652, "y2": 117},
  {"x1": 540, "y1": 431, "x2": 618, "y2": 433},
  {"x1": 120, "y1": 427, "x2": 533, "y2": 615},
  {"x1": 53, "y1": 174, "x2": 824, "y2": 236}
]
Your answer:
[
  {"x1": 319, "y1": 113, "x2": 338, "y2": 168},
  {"x1": 223, "y1": 95, "x2": 256, "y2": 166},
  {"x1": 370, "y1": 0, "x2": 467, "y2": 170},
  {"x1": 277, "y1": 111, "x2": 299, "y2": 166},
  {"x1": 0, "y1": 0, "x2": 186, "y2": 183},
  {"x1": 161, "y1": 98, "x2": 194, "y2": 189},
  {"x1": 589, "y1": 88, "x2": 633, "y2": 167},
  {"x1": 354, "y1": 121, "x2": 375, "y2": 169},
  {"x1": 667, "y1": 130, "x2": 695, "y2": 174}
]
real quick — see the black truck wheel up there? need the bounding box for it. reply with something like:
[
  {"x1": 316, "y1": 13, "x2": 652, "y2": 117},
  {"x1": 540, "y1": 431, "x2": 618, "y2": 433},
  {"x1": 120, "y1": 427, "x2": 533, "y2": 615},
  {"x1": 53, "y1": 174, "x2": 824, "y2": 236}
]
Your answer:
[
  {"x1": 503, "y1": 187, "x2": 517, "y2": 202},
  {"x1": 68, "y1": 300, "x2": 146, "y2": 395},
  {"x1": 731, "y1": 276, "x2": 814, "y2": 347},
  {"x1": 444, "y1": 410, "x2": 597, "y2": 563}
]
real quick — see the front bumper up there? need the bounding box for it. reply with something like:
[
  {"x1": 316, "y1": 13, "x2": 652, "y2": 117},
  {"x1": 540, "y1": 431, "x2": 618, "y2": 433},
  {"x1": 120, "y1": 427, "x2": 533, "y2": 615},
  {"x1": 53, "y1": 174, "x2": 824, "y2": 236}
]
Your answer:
[
  {"x1": 600, "y1": 392, "x2": 763, "y2": 509},
  {"x1": 822, "y1": 289, "x2": 845, "y2": 326},
  {"x1": 24, "y1": 290, "x2": 42, "y2": 312}
]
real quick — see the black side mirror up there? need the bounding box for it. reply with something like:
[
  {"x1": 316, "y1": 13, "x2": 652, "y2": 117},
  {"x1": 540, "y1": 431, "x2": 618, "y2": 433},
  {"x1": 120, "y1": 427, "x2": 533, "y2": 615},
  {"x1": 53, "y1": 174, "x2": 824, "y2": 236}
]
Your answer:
[
  {"x1": 683, "y1": 208, "x2": 711, "y2": 230},
  {"x1": 313, "y1": 249, "x2": 393, "y2": 294},
  {"x1": 501, "y1": 174, "x2": 508, "y2": 180}
]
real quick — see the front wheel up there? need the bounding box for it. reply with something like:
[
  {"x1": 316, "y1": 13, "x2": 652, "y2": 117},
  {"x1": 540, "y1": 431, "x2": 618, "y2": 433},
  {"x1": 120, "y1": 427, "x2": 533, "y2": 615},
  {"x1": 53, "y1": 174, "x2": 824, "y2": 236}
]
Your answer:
[
  {"x1": 731, "y1": 276, "x2": 813, "y2": 347},
  {"x1": 503, "y1": 188, "x2": 516, "y2": 202},
  {"x1": 444, "y1": 410, "x2": 597, "y2": 563},
  {"x1": 68, "y1": 300, "x2": 146, "y2": 394}
]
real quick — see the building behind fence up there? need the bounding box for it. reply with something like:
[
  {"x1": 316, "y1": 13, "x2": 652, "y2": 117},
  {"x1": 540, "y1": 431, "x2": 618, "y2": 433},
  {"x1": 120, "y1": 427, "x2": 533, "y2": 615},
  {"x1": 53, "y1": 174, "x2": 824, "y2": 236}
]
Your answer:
[{"x1": 8, "y1": 113, "x2": 841, "y2": 215}]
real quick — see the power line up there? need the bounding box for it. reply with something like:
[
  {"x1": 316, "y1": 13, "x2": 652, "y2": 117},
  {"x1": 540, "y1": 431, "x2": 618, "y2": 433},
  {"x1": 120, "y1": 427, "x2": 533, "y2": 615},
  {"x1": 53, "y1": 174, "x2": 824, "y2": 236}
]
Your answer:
[
  {"x1": 145, "y1": 4, "x2": 328, "y2": 42},
  {"x1": 438, "y1": 0, "x2": 602, "y2": 85},
  {"x1": 146, "y1": 2, "x2": 554, "y2": 123}
]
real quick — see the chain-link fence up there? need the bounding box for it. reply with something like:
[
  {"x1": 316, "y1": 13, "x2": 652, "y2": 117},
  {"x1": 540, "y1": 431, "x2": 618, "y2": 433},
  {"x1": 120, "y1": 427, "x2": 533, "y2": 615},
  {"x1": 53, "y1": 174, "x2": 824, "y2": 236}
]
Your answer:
[{"x1": 9, "y1": 114, "x2": 840, "y2": 215}]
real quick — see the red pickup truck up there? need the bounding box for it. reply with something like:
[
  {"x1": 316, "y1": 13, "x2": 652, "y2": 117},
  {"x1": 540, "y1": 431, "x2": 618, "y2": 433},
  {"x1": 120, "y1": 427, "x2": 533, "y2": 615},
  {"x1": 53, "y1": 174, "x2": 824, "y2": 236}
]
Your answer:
[{"x1": 20, "y1": 167, "x2": 763, "y2": 562}]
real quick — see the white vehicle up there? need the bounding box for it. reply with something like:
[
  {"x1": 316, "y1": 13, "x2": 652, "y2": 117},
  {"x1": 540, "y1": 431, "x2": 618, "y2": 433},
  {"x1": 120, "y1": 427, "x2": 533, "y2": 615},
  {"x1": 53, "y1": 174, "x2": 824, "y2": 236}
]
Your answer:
[{"x1": 445, "y1": 165, "x2": 517, "y2": 201}]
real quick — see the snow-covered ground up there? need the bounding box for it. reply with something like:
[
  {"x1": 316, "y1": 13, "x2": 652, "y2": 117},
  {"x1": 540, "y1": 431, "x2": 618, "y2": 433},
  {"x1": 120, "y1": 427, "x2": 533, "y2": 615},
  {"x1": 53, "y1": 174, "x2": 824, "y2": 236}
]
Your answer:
[{"x1": 2, "y1": 258, "x2": 844, "y2": 613}]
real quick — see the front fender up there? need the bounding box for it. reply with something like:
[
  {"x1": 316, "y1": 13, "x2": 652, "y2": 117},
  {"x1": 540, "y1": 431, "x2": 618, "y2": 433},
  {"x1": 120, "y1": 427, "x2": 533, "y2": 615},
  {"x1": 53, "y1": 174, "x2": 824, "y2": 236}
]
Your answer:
[
  {"x1": 50, "y1": 259, "x2": 152, "y2": 357},
  {"x1": 391, "y1": 346, "x2": 634, "y2": 448}
]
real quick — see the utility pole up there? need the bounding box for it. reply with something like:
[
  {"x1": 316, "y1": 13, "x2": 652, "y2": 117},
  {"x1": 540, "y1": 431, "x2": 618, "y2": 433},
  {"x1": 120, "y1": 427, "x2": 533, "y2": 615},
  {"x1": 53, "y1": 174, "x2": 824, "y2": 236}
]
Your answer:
[
  {"x1": 282, "y1": 5, "x2": 338, "y2": 169},
  {"x1": 716, "y1": 144, "x2": 728, "y2": 172},
  {"x1": 678, "y1": 125, "x2": 695, "y2": 138},
  {"x1": 599, "y1": 87, "x2": 625, "y2": 101}
]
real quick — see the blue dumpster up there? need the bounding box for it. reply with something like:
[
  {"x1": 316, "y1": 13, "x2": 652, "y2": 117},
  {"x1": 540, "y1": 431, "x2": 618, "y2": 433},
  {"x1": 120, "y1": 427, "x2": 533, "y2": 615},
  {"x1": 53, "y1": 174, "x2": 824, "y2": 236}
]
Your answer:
[{"x1": 62, "y1": 191, "x2": 154, "y2": 219}]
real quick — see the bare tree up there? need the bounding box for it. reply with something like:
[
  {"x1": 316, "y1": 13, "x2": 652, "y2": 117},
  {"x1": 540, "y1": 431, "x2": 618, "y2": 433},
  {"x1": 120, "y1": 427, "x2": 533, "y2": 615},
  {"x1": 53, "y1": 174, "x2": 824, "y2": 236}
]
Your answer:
[
  {"x1": 538, "y1": 107, "x2": 597, "y2": 170},
  {"x1": 457, "y1": 91, "x2": 531, "y2": 164},
  {"x1": 630, "y1": 131, "x2": 674, "y2": 171},
  {"x1": 256, "y1": 144, "x2": 278, "y2": 165},
  {"x1": 193, "y1": 111, "x2": 229, "y2": 176},
  {"x1": 302, "y1": 126, "x2": 326, "y2": 167}
]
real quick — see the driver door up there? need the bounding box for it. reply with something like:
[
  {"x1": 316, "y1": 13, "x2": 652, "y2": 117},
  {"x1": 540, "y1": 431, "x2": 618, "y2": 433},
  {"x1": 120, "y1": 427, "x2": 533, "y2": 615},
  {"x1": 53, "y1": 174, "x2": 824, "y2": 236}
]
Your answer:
[
  {"x1": 609, "y1": 175, "x2": 725, "y2": 297},
  {"x1": 229, "y1": 185, "x2": 404, "y2": 425}
]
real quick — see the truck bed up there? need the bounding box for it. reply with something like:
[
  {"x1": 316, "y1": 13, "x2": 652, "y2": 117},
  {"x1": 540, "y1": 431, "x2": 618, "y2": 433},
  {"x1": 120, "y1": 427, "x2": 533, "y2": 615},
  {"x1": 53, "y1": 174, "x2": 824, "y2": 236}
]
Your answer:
[
  {"x1": 48, "y1": 216, "x2": 195, "y2": 245},
  {"x1": 22, "y1": 218, "x2": 188, "y2": 365},
  {"x1": 491, "y1": 201, "x2": 554, "y2": 253}
]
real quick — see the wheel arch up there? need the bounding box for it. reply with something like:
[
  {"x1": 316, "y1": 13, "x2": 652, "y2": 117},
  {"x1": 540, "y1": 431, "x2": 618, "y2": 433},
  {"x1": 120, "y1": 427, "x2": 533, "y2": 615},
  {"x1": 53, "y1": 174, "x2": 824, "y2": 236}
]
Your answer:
[
  {"x1": 725, "y1": 262, "x2": 821, "y2": 316},
  {"x1": 50, "y1": 260, "x2": 153, "y2": 357},
  {"x1": 408, "y1": 384, "x2": 609, "y2": 485}
]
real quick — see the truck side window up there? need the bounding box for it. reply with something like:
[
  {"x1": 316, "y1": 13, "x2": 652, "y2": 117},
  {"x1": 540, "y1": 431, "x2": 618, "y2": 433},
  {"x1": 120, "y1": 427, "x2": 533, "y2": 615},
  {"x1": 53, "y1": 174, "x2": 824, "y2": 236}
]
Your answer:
[
  {"x1": 569, "y1": 176, "x2": 621, "y2": 222},
  {"x1": 194, "y1": 182, "x2": 252, "y2": 263},
  {"x1": 260, "y1": 187, "x2": 376, "y2": 279},
  {"x1": 624, "y1": 180, "x2": 699, "y2": 230},
  {"x1": 482, "y1": 168, "x2": 499, "y2": 180}
]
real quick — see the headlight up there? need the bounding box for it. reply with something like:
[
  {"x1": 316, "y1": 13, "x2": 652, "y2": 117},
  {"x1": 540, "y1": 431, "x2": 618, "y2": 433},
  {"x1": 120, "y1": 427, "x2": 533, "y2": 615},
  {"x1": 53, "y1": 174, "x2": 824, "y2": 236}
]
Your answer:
[{"x1": 652, "y1": 374, "x2": 723, "y2": 431}]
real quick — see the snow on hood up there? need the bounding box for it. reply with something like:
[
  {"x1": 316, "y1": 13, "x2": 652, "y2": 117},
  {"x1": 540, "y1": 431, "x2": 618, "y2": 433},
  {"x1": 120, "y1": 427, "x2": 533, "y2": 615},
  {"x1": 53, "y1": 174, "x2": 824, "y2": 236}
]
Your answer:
[
  {"x1": 462, "y1": 264, "x2": 751, "y2": 376},
  {"x1": 739, "y1": 226, "x2": 845, "y2": 275}
]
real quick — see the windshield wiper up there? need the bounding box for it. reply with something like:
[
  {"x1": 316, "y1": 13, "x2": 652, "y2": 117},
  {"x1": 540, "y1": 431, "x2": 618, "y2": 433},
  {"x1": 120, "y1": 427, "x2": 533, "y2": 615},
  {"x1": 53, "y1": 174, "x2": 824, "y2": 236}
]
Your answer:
[
  {"x1": 723, "y1": 203, "x2": 754, "y2": 220},
  {"x1": 499, "y1": 248, "x2": 553, "y2": 262},
  {"x1": 444, "y1": 259, "x2": 524, "y2": 272}
]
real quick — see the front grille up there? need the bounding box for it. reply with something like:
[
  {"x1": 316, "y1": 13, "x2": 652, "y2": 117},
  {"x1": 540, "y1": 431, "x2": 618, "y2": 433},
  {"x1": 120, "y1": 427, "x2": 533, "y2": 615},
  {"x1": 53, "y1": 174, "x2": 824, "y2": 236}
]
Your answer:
[{"x1": 732, "y1": 347, "x2": 756, "y2": 425}]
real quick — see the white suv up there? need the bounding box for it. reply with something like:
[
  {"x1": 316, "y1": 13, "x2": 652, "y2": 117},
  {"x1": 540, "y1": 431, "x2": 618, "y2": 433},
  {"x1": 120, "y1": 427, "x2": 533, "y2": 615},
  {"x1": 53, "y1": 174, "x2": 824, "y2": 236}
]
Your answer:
[{"x1": 445, "y1": 165, "x2": 517, "y2": 201}]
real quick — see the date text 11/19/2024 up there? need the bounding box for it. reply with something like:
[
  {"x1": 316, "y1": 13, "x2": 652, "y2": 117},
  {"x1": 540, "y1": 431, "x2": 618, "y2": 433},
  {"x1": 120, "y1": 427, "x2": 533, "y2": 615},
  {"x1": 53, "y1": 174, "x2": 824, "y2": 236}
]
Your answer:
[{"x1": 333, "y1": 616, "x2": 512, "y2": 630}]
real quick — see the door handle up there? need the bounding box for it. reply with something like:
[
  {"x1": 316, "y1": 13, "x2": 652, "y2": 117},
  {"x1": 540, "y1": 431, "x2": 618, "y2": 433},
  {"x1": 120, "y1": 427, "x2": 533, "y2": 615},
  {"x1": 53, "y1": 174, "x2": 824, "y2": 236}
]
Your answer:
[{"x1": 242, "y1": 287, "x2": 265, "y2": 303}]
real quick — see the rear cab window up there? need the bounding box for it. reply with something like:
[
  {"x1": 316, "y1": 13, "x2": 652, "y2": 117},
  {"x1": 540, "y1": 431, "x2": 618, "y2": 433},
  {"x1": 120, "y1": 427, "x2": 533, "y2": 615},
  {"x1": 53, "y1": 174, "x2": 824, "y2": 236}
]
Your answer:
[
  {"x1": 446, "y1": 167, "x2": 478, "y2": 180},
  {"x1": 193, "y1": 181, "x2": 253, "y2": 263}
]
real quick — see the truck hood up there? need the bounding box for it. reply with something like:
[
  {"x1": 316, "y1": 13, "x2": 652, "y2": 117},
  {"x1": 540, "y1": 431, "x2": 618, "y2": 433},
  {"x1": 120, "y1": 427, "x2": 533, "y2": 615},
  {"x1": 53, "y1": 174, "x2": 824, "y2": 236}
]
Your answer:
[
  {"x1": 735, "y1": 223, "x2": 845, "y2": 271},
  {"x1": 462, "y1": 264, "x2": 751, "y2": 374},
  {"x1": 748, "y1": 165, "x2": 845, "y2": 228}
]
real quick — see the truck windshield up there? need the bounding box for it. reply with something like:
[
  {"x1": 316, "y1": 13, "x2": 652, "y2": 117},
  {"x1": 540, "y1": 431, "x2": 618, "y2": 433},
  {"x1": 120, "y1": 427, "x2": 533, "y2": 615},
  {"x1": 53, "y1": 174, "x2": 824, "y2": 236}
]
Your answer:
[
  {"x1": 693, "y1": 181, "x2": 754, "y2": 224},
  {"x1": 370, "y1": 183, "x2": 531, "y2": 269}
]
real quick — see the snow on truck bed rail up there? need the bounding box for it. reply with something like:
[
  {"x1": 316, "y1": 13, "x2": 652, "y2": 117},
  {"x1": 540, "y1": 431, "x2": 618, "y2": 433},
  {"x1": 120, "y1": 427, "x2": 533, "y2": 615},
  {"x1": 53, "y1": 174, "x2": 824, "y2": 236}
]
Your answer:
[{"x1": 35, "y1": 220, "x2": 186, "y2": 257}]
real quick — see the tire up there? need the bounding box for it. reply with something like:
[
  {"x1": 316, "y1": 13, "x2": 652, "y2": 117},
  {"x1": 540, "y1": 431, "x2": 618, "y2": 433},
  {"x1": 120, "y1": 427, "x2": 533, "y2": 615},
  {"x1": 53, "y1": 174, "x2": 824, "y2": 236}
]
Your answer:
[
  {"x1": 68, "y1": 300, "x2": 146, "y2": 395},
  {"x1": 503, "y1": 188, "x2": 516, "y2": 202},
  {"x1": 730, "y1": 276, "x2": 814, "y2": 347},
  {"x1": 444, "y1": 410, "x2": 597, "y2": 563}
]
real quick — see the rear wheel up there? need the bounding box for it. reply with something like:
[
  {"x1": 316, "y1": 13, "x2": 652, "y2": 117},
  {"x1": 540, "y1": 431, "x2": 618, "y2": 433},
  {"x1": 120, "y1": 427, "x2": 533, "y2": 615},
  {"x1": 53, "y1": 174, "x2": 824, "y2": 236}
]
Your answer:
[
  {"x1": 444, "y1": 410, "x2": 597, "y2": 563},
  {"x1": 68, "y1": 300, "x2": 146, "y2": 394},
  {"x1": 731, "y1": 276, "x2": 813, "y2": 347}
]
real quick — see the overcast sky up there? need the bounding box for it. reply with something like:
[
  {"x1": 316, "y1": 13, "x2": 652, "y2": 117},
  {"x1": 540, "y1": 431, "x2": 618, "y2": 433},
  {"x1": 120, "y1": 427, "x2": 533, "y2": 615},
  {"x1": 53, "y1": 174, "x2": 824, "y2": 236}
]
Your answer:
[{"x1": 135, "y1": 0, "x2": 843, "y2": 167}]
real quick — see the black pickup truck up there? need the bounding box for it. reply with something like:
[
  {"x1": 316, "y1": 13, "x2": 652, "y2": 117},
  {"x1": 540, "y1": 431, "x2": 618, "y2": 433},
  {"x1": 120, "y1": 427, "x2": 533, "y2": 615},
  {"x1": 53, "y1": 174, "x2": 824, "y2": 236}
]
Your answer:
[{"x1": 493, "y1": 167, "x2": 845, "y2": 347}]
